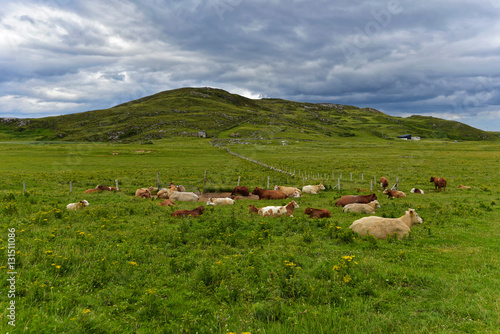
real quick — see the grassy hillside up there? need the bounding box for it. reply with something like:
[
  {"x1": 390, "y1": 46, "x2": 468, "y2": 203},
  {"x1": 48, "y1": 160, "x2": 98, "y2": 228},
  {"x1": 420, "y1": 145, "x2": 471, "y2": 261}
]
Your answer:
[{"x1": 1, "y1": 87, "x2": 498, "y2": 142}]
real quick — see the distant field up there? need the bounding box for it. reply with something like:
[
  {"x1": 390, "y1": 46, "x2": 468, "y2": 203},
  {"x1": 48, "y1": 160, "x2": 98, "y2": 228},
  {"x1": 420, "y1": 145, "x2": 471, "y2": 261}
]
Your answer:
[{"x1": 1, "y1": 137, "x2": 499, "y2": 333}]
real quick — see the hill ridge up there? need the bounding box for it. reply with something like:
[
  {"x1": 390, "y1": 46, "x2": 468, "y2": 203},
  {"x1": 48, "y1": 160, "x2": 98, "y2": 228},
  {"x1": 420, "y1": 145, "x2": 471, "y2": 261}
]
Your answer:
[{"x1": 0, "y1": 87, "x2": 498, "y2": 142}]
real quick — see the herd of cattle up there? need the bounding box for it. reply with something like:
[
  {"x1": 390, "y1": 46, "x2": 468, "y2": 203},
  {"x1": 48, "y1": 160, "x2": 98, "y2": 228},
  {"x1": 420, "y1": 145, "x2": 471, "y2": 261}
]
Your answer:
[{"x1": 66, "y1": 176, "x2": 469, "y2": 240}]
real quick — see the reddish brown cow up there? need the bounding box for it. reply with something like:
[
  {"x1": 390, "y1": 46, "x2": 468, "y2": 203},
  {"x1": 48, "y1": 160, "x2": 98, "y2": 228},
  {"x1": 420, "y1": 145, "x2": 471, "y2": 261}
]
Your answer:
[
  {"x1": 159, "y1": 199, "x2": 176, "y2": 206},
  {"x1": 96, "y1": 185, "x2": 117, "y2": 191},
  {"x1": 304, "y1": 207, "x2": 331, "y2": 218},
  {"x1": 171, "y1": 206, "x2": 205, "y2": 217},
  {"x1": 380, "y1": 177, "x2": 389, "y2": 189},
  {"x1": 430, "y1": 177, "x2": 447, "y2": 191},
  {"x1": 335, "y1": 193, "x2": 378, "y2": 207},
  {"x1": 231, "y1": 186, "x2": 250, "y2": 196},
  {"x1": 252, "y1": 187, "x2": 287, "y2": 200},
  {"x1": 84, "y1": 189, "x2": 99, "y2": 194},
  {"x1": 383, "y1": 189, "x2": 406, "y2": 198}
]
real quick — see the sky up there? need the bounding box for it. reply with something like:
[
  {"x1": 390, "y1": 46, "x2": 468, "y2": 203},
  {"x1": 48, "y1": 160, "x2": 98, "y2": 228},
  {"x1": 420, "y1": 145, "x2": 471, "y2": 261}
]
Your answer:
[{"x1": 1, "y1": 0, "x2": 500, "y2": 131}]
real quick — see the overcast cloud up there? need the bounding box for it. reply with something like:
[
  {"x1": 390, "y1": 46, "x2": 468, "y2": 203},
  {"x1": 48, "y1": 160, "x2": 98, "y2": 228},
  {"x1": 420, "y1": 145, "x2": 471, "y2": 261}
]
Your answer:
[{"x1": 1, "y1": 0, "x2": 499, "y2": 131}]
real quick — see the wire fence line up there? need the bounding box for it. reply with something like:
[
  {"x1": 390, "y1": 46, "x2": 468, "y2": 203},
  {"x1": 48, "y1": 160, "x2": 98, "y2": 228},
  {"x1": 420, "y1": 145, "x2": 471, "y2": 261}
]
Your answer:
[{"x1": 210, "y1": 141, "x2": 399, "y2": 191}]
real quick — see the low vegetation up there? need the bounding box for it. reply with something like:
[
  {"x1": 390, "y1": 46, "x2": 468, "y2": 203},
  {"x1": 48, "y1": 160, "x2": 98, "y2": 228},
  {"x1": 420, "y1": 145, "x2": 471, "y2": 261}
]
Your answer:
[{"x1": 1, "y1": 137, "x2": 499, "y2": 333}]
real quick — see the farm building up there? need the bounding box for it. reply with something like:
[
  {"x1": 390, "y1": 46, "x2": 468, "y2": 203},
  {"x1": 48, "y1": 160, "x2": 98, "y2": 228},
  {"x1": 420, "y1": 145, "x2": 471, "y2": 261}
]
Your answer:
[{"x1": 397, "y1": 134, "x2": 420, "y2": 140}]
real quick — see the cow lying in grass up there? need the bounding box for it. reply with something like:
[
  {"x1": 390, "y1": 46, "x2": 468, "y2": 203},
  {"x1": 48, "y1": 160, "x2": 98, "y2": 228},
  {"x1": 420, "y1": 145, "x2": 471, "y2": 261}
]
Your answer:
[
  {"x1": 135, "y1": 188, "x2": 152, "y2": 198},
  {"x1": 159, "y1": 199, "x2": 176, "y2": 206},
  {"x1": 258, "y1": 201, "x2": 299, "y2": 217},
  {"x1": 171, "y1": 206, "x2": 205, "y2": 217},
  {"x1": 252, "y1": 187, "x2": 287, "y2": 200},
  {"x1": 335, "y1": 193, "x2": 377, "y2": 207},
  {"x1": 169, "y1": 191, "x2": 199, "y2": 202},
  {"x1": 207, "y1": 197, "x2": 235, "y2": 206},
  {"x1": 349, "y1": 209, "x2": 423, "y2": 239},
  {"x1": 302, "y1": 183, "x2": 325, "y2": 194},
  {"x1": 383, "y1": 189, "x2": 406, "y2": 198},
  {"x1": 274, "y1": 185, "x2": 302, "y2": 197},
  {"x1": 410, "y1": 188, "x2": 424, "y2": 194},
  {"x1": 343, "y1": 200, "x2": 380, "y2": 214},
  {"x1": 67, "y1": 200, "x2": 90, "y2": 210},
  {"x1": 304, "y1": 207, "x2": 331, "y2": 218}
]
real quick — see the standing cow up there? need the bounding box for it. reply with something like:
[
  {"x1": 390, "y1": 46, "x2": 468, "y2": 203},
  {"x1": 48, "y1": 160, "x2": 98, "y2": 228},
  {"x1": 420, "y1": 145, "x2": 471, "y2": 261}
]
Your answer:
[{"x1": 430, "y1": 177, "x2": 447, "y2": 192}]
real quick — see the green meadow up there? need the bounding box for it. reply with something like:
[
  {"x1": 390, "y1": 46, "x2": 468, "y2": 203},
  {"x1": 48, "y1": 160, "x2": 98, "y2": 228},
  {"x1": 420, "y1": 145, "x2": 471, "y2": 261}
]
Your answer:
[{"x1": 1, "y1": 137, "x2": 499, "y2": 333}]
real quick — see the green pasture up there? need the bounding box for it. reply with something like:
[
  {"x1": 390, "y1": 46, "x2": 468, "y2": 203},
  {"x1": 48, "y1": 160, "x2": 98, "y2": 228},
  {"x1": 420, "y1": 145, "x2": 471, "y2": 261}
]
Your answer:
[{"x1": 1, "y1": 137, "x2": 499, "y2": 333}]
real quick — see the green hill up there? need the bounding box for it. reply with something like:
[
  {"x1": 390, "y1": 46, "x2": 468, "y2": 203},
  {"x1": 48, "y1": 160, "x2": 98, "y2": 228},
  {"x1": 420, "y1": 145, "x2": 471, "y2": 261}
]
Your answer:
[{"x1": 1, "y1": 87, "x2": 498, "y2": 142}]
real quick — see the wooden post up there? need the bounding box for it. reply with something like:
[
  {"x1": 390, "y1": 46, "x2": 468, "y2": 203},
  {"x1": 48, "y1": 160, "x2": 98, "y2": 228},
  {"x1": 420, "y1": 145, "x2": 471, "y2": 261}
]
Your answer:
[
  {"x1": 237, "y1": 176, "x2": 241, "y2": 186},
  {"x1": 23, "y1": 181, "x2": 26, "y2": 193},
  {"x1": 115, "y1": 179, "x2": 119, "y2": 191},
  {"x1": 203, "y1": 170, "x2": 207, "y2": 193},
  {"x1": 156, "y1": 172, "x2": 160, "y2": 189},
  {"x1": 69, "y1": 181, "x2": 72, "y2": 193},
  {"x1": 338, "y1": 178, "x2": 341, "y2": 190},
  {"x1": 267, "y1": 176, "x2": 270, "y2": 189},
  {"x1": 370, "y1": 180, "x2": 373, "y2": 191}
]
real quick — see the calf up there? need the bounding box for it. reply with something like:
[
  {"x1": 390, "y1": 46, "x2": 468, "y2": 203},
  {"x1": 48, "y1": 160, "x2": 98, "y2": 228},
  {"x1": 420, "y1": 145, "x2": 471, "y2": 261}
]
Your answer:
[
  {"x1": 207, "y1": 197, "x2": 235, "y2": 206},
  {"x1": 335, "y1": 193, "x2": 377, "y2": 207},
  {"x1": 410, "y1": 188, "x2": 425, "y2": 194},
  {"x1": 343, "y1": 200, "x2": 380, "y2": 214},
  {"x1": 252, "y1": 187, "x2": 287, "y2": 200},
  {"x1": 302, "y1": 183, "x2": 325, "y2": 194},
  {"x1": 430, "y1": 176, "x2": 447, "y2": 192},
  {"x1": 458, "y1": 184, "x2": 471, "y2": 190},
  {"x1": 304, "y1": 207, "x2": 331, "y2": 218},
  {"x1": 383, "y1": 189, "x2": 406, "y2": 198},
  {"x1": 349, "y1": 209, "x2": 423, "y2": 239},
  {"x1": 258, "y1": 201, "x2": 299, "y2": 217},
  {"x1": 171, "y1": 206, "x2": 205, "y2": 217},
  {"x1": 66, "y1": 200, "x2": 90, "y2": 210}
]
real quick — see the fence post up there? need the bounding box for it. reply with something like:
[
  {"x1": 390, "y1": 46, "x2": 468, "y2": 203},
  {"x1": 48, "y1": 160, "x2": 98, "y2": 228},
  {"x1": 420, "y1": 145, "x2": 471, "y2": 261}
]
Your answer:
[
  {"x1": 350, "y1": 172, "x2": 352, "y2": 181},
  {"x1": 23, "y1": 181, "x2": 26, "y2": 193},
  {"x1": 156, "y1": 172, "x2": 160, "y2": 189},
  {"x1": 70, "y1": 181, "x2": 72, "y2": 193},
  {"x1": 237, "y1": 176, "x2": 241, "y2": 186},
  {"x1": 362, "y1": 174, "x2": 364, "y2": 181},
  {"x1": 203, "y1": 170, "x2": 207, "y2": 193},
  {"x1": 115, "y1": 179, "x2": 119, "y2": 191},
  {"x1": 267, "y1": 176, "x2": 270, "y2": 189},
  {"x1": 338, "y1": 178, "x2": 341, "y2": 190},
  {"x1": 370, "y1": 180, "x2": 373, "y2": 191}
]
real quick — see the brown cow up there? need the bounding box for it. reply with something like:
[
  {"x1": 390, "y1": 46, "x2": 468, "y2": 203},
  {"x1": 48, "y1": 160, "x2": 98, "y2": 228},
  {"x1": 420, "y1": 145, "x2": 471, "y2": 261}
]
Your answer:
[
  {"x1": 430, "y1": 177, "x2": 447, "y2": 191},
  {"x1": 135, "y1": 188, "x2": 152, "y2": 198},
  {"x1": 335, "y1": 193, "x2": 378, "y2": 207},
  {"x1": 171, "y1": 206, "x2": 205, "y2": 217},
  {"x1": 96, "y1": 185, "x2": 116, "y2": 191},
  {"x1": 383, "y1": 189, "x2": 406, "y2": 198},
  {"x1": 252, "y1": 187, "x2": 287, "y2": 200},
  {"x1": 159, "y1": 199, "x2": 176, "y2": 206},
  {"x1": 304, "y1": 207, "x2": 331, "y2": 218},
  {"x1": 231, "y1": 186, "x2": 250, "y2": 197},
  {"x1": 380, "y1": 177, "x2": 389, "y2": 189},
  {"x1": 84, "y1": 189, "x2": 100, "y2": 194}
]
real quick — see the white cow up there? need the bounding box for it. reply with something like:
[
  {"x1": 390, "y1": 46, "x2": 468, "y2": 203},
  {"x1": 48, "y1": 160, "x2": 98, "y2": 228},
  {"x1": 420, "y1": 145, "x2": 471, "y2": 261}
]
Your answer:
[
  {"x1": 206, "y1": 197, "x2": 235, "y2": 206},
  {"x1": 343, "y1": 200, "x2": 380, "y2": 214},
  {"x1": 67, "y1": 200, "x2": 90, "y2": 210},
  {"x1": 302, "y1": 183, "x2": 325, "y2": 194},
  {"x1": 169, "y1": 191, "x2": 199, "y2": 202},
  {"x1": 258, "y1": 201, "x2": 299, "y2": 217},
  {"x1": 349, "y1": 209, "x2": 423, "y2": 239}
]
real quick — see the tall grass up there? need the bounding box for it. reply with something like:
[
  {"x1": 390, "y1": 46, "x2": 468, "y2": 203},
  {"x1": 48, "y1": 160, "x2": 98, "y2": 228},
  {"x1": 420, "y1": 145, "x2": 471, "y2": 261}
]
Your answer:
[{"x1": 0, "y1": 137, "x2": 499, "y2": 333}]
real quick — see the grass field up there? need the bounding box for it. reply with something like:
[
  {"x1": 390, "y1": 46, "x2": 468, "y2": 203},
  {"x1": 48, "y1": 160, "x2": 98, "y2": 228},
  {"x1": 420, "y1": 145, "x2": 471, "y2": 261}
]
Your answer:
[{"x1": 1, "y1": 137, "x2": 499, "y2": 333}]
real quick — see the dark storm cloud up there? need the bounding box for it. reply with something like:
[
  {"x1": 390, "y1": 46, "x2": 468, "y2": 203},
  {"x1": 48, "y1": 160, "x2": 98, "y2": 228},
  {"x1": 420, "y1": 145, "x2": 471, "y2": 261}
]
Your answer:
[{"x1": 0, "y1": 0, "x2": 499, "y2": 130}]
